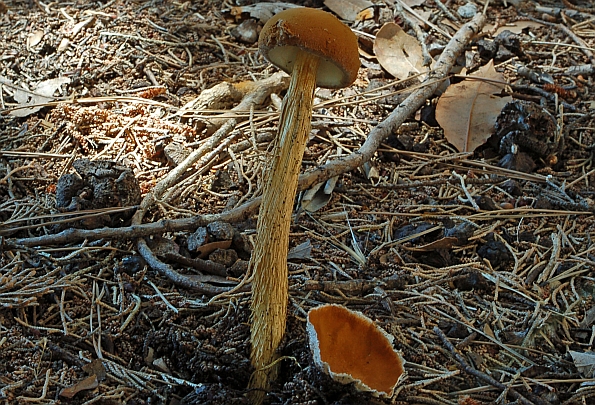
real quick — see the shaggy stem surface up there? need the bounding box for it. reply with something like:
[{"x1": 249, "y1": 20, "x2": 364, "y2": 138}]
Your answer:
[{"x1": 249, "y1": 50, "x2": 319, "y2": 403}]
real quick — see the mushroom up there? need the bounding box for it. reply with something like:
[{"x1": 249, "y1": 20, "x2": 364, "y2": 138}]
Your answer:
[
  {"x1": 248, "y1": 7, "x2": 360, "y2": 402},
  {"x1": 307, "y1": 304, "x2": 405, "y2": 397}
]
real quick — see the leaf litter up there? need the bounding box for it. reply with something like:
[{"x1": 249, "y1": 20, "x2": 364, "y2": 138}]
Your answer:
[{"x1": 436, "y1": 60, "x2": 512, "y2": 152}]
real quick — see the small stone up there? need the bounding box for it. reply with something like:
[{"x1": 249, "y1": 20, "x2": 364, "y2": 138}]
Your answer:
[
  {"x1": 477, "y1": 239, "x2": 513, "y2": 268},
  {"x1": 452, "y1": 269, "x2": 488, "y2": 291},
  {"x1": 207, "y1": 221, "x2": 235, "y2": 240},
  {"x1": 230, "y1": 19, "x2": 259, "y2": 44},
  {"x1": 457, "y1": 2, "x2": 477, "y2": 18},
  {"x1": 501, "y1": 179, "x2": 522, "y2": 196},
  {"x1": 500, "y1": 202, "x2": 514, "y2": 210},
  {"x1": 187, "y1": 227, "x2": 208, "y2": 252},
  {"x1": 119, "y1": 255, "x2": 146, "y2": 275},
  {"x1": 232, "y1": 232, "x2": 253, "y2": 255},
  {"x1": 55, "y1": 172, "x2": 84, "y2": 208},
  {"x1": 210, "y1": 169, "x2": 235, "y2": 192},
  {"x1": 164, "y1": 142, "x2": 190, "y2": 166}
]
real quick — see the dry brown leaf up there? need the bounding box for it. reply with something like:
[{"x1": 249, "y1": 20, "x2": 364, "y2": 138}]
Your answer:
[
  {"x1": 230, "y1": 3, "x2": 300, "y2": 23},
  {"x1": 301, "y1": 176, "x2": 338, "y2": 212},
  {"x1": 483, "y1": 20, "x2": 545, "y2": 35},
  {"x1": 355, "y1": 8, "x2": 375, "y2": 22},
  {"x1": 435, "y1": 60, "x2": 511, "y2": 152},
  {"x1": 374, "y1": 23, "x2": 426, "y2": 80},
  {"x1": 570, "y1": 351, "x2": 595, "y2": 378},
  {"x1": 287, "y1": 239, "x2": 312, "y2": 260},
  {"x1": 401, "y1": 0, "x2": 425, "y2": 6},
  {"x1": 324, "y1": 0, "x2": 373, "y2": 21},
  {"x1": 82, "y1": 359, "x2": 106, "y2": 381},
  {"x1": 59, "y1": 375, "x2": 99, "y2": 399},
  {"x1": 197, "y1": 240, "x2": 232, "y2": 259},
  {"x1": 27, "y1": 30, "x2": 44, "y2": 48},
  {"x1": 10, "y1": 77, "x2": 71, "y2": 117}
]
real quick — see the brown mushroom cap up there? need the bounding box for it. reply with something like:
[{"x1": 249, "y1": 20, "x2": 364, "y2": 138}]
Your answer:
[{"x1": 258, "y1": 8, "x2": 360, "y2": 89}]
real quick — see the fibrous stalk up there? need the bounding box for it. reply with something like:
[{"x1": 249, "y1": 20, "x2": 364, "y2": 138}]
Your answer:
[{"x1": 248, "y1": 50, "x2": 319, "y2": 403}]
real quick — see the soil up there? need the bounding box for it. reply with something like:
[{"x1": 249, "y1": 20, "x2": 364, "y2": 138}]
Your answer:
[{"x1": 1, "y1": 0, "x2": 595, "y2": 404}]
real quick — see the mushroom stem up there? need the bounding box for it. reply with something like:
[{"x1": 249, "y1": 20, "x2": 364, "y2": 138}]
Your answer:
[{"x1": 249, "y1": 49, "x2": 319, "y2": 402}]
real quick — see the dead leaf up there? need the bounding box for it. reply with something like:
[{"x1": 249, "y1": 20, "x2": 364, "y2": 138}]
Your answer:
[
  {"x1": 435, "y1": 60, "x2": 511, "y2": 152},
  {"x1": 324, "y1": 0, "x2": 373, "y2": 21},
  {"x1": 362, "y1": 161, "x2": 379, "y2": 181},
  {"x1": 374, "y1": 23, "x2": 427, "y2": 80},
  {"x1": 82, "y1": 359, "x2": 106, "y2": 381},
  {"x1": 570, "y1": 351, "x2": 595, "y2": 378},
  {"x1": 355, "y1": 8, "x2": 375, "y2": 22},
  {"x1": 153, "y1": 358, "x2": 171, "y2": 373},
  {"x1": 59, "y1": 375, "x2": 99, "y2": 399},
  {"x1": 27, "y1": 30, "x2": 44, "y2": 49},
  {"x1": 287, "y1": 240, "x2": 312, "y2": 260},
  {"x1": 483, "y1": 323, "x2": 495, "y2": 338},
  {"x1": 483, "y1": 20, "x2": 545, "y2": 35},
  {"x1": 10, "y1": 77, "x2": 71, "y2": 117},
  {"x1": 230, "y1": 3, "x2": 300, "y2": 23},
  {"x1": 71, "y1": 16, "x2": 95, "y2": 37},
  {"x1": 301, "y1": 176, "x2": 337, "y2": 213},
  {"x1": 197, "y1": 240, "x2": 232, "y2": 259}
]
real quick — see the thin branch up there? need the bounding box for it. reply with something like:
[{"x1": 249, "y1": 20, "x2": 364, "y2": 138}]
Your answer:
[{"x1": 433, "y1": 326, "x2": 545, "y2": 405}]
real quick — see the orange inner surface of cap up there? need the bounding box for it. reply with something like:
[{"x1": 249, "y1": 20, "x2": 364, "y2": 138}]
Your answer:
[{"x1": 309, "y1": 305, "x2": 404, "y2": 394}]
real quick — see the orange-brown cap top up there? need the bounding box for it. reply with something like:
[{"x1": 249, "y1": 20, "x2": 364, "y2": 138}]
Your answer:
[{"x1": 258, "y1": 8, "x2": 360, "y2": 89}]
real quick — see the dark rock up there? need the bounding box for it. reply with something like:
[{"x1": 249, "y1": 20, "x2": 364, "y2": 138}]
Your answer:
[
  {"x1": 444, "y1": 221, "x2": 476, "y2": 244},
  {"x1": 477, "y1": 38, "x2": 497, "y2": 60},
  {"x1": 54, "y1": 159, "x2": 140, "y2": 228},
  {"x1": 210, "y1": 169, "x2": 235, "y2": 192},
  {"x1": 119, "y1": 255, "x2": 146, "y2": 275},
  {"x1": 474, "y1": 196, "x2": 499, "y2": 211},
  {"x1": 207, "y1": 221, "x2": 235, "y2": 240},
  {"x1": 55, "y1": 172, "x2": 84, "y2": 208},
  {"x1": 188, "y1": 227, "x2": 209, "y2": 252},
  {"x1": 498, "y1": 152, "x2": 536, "y2": 173},
  {"x1": 501, "y1": 179, "x2": 522, "y2": 196},
  {"x1": 230, "y1": 18, "x2": 260, "y2": 44},
  {"x1": 393, "y1": 222, "x2": 437, "y2": 242},
  {"x1": 453, "y1": 269, "x2": 489, "y2": 291}
]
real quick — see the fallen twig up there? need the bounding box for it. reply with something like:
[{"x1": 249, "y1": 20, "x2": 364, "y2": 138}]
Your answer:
[{"x1": 433, "y1": 326, "x2": 546, "y2": 405}]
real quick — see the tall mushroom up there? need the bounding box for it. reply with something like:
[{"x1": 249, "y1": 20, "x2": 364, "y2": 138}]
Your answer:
[{"x1": 249, "y1": 7, "x2": 360, "y2": 402}]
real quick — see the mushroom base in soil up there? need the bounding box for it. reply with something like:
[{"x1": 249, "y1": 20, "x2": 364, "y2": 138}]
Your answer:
[{"x1": 247, "y1": 7, "x2": 360, "y2": 404}]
